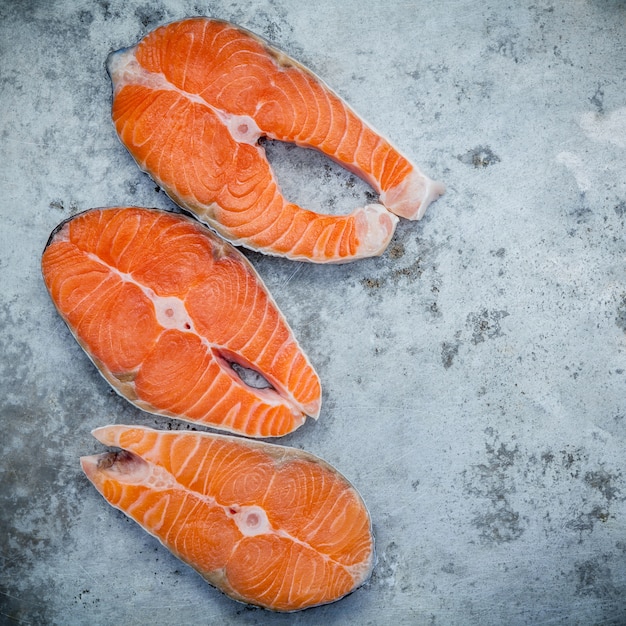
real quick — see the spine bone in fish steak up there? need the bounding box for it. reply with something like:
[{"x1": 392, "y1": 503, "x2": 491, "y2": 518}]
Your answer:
[
  {"x1": 81, "y1": 425, "x2": 375, "y2": 612},
  {"x1": 107, "y1": 17, "x2": 445, "y2": 263},
  {"x1": 42, "y1": 207, "x2": 321, "y2": 437}
]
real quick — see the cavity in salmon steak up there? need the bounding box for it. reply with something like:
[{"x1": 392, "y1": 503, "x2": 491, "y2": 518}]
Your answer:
[
  {"x1": 107, "y1": 17, "x2": 444, "y2": 263},
  {"x1": 81, "y1": 424, "x2": 374, "y2": 612},
  {"x1": 41, "y1": 207, "x2": 321, "y2": 437}
]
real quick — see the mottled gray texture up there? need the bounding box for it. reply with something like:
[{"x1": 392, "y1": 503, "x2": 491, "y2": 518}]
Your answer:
[{"x1": 1, "y1": 0, "x2": 625, "y2": 624}]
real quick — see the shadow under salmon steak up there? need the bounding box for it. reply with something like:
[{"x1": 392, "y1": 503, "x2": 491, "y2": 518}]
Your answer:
[
  {"x1": 107, "y1": 17, "x2": 445, "y2": 263},
  {"x1": 81, "y1": 424, "x2": 375, "y2": 612},
  {"x1": 42, "y1": 207, "x2": 321, "y2": 437}
]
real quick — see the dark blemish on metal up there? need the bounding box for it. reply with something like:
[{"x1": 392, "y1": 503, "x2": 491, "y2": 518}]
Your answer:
[
  {"x1": 616, "y1": 294, "x2": 626, "y2": 332},
  {"x1": 529, "y1": 4, "x2": 555, "y2": 21},
  {"x1": 77, "y1": 10, "x2": 93, "y2": 25},
  {"x1": 487, "y1": 31, "x2": 520, "y2": 63},
  {"x1": 472, "y1": 508, "x2": 524, "y2": 544},
  {"x1": 260, "y1": 14, "x2": 283, "y2": 43},
  {"x1": 362, "y1": 277, "x2": 383, "y2": 290},
  {"x1": 406, "y1": 69, "x2": 420, "y2": 81},
  {"x1": 574, "y1": 558, "x2": 618, "y2": 598},
  {"x1": 441, "y1": 341, "x2": 460, "y2": 369},
  {"x1": 135, "y1": 5, "x2": 165, "y2": 29},
  {"x1": 569, "y1": 202, "x2": 592, "y2": 224},
  {"x1": 48, "y1": 199, "x2": 79, "y2": 215},
  {"x1": 561, "y1": 447, "x2": 587, "y2": 479},
  {"x1": 486, "y1": 441, "x2": 518, "y2": 470},
  {"x1": 388, "y1": 242, "x2": 405, "y2": 259},
  {"x1": 0, "y1": 68, "x2": 21, "y2": 93},
  {"x1": 463, "y1": 439, "x2": 525, "y2": 544},
  {"x1": 492, "y1": 247, "x2": 506, "y2": 258},
  {"x1": 566, "y1": 505, "x2": 610, "y2": 539},
  {"x1": 411, "y1": 479, "x2": 420, "y2": 490},
  {"x1": 564, "y1": 363, "x2": 583, "y2": 380},
  {"x1": 249, "y1": 8, "x2": 302, "y2": 65},
  {"x1": 466, "y1": 309, "x2": 509, "y2": 344},
  {"x1": 541, "y1": 450, "x2": 554, "y2": 467},
  {"x1": 537, "y1": 452, "x2": 557, "y2": 479},
  {"x1": 425, "y1": 63, "x2": 450, "y2": 83},
  {"x1": 614, "y1": 201, "x2": 626, "y2": 217},
  {"x1": 590, "y1": 84, "x2": 604, "y2": 113},
  {"x1": 453, "y1": 79, "x2": 494, "y2": 105},
  {"x1": 97, "y1": 0, "x2": 116, "y2": 20},
  {"x1": 458, "y1": 146, "x2": 501, "y2": 169},
  {"x1": 235, "y1": 604, "x2": 261, "y2": 615},
  {"x1": 391, "y1": 257, "x2": 424, "y2": 282},
  {"x1": 584, "y1": 469, "x2": 621, "y2": 502}
]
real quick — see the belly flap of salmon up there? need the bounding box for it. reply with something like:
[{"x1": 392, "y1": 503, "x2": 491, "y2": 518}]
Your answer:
[
  {"x1": 81, "y1": 424, "x2": 374, "y2": 612},
  {"x1": 42, "y1": 207, "x2": 321, "y2": 437},
  {"x1": 107, "y1": 17, "x2": 445, "y2": 263}
]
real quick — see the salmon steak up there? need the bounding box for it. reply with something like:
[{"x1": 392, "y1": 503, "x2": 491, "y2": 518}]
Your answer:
[
  {"x1": 41, "y1": 207, "x2": 321, "y2": 437},
  {"x1": 81, "y1": 424, "x2": 374, "y2": 612},
  {"x1": 107, "y1": 17, "x2": 445, "y2": 263}
]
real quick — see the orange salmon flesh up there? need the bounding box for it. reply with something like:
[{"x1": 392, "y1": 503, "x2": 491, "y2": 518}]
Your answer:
[
  {"x1": 42, "y1": 207, "x2": 321, "y2": 437},
  {"x1": 107, "y1": 17, "x2": 445, "y2": 262},
  {"x1": 81, "y1": 425, "x2": 375, "y2": 612}
]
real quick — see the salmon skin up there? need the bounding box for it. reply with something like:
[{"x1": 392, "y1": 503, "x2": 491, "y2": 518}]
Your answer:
[
  {"x1": 81, "y1": 425, "x2": 374, "y2": 612},
  {"x1": 42, "y1": 207, "x2": 321, "y2": 438},
  {"x1": 107, "y1": 17, "x2": 445, "y2": 263}
]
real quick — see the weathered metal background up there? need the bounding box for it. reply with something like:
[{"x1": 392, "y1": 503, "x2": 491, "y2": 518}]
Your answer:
[{"x1": 1, "y1": 1, "x2": 625, "y2": 623}]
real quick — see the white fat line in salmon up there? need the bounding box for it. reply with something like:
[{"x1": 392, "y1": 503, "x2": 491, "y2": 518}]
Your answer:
[
  {"x1": 86, "y1": 251, "x2": 197, "y2": 332},
  {"x1": 83, "y1": 251, "x2": 304, "y2": 413},
  {"x1": 108, "y1": 46, "x2": 384, "y2": 192},
  {"x1": 108, "y1": 49, "x2": 263, "y2": 146},
  {"x1": 92, "y1": 447, "x2": 367, "y2": 577}
]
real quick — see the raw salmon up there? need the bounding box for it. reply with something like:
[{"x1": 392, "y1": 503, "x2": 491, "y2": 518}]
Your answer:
[
  {"x1": 107, "y1": 17, "x2": 444, "y2": 263},
  {"x1": 81, "y1": 424, "x2": 374, "y2": 612},
  {"x1": 42, "y1": 207, "x2": 320, "y2": 437}
]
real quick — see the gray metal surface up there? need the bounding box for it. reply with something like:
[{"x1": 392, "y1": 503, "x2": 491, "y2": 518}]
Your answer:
[{"x1": 2, "y1": 1, "x2": 625, "y2": 624}]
